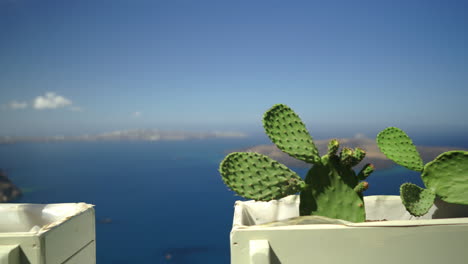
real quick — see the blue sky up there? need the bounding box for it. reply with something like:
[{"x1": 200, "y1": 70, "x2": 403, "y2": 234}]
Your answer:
[{"x1": 1, "y1": 0, "x2": 467, "y2": 137}]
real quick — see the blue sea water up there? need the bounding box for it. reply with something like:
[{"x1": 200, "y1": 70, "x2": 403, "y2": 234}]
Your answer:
[
  {"x1": 0, "y1": 139, "x2": 258, "y2": 263},
  {"x1": 0, "y1": 136, "x2": 467, "y2": 263}
]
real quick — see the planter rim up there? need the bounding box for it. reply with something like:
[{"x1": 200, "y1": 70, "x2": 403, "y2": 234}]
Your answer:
[
  {"x1": 233, "y1": 195, "x2": 468, "y2": 230},
  {"x1": 0, "y1": 202, "x2": 94, "y2": 235}
]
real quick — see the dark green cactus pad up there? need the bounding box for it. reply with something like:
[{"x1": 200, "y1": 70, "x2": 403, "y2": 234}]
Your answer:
[
  {"x1": 400, "y1": 183, "x2": 436, "y2": 217},
  {"x1": 300, "y1": 156, "x2": 366, "y2": 222},
  {"x1": 350, "y1": 148, "x2": 366, "y2": 166},
  {"x1": 421, "y1": 151, "x2": 468, "y2": 204},
  {"x1": 263, "y1": 104, "x2": 321, "y2": 164},
  {"x1": 339, "y1": 147, "x2": 354, "y2": 166},
  {"x1": 376, "y1": 127, "x2": 424, "y2": 172},
  {"x1": 327, "y1": 139, "x2": 339, "y2": 156},
  {"x1": 354, "y1": 181, "x2": 369, "y2": 193},
  {"x1": 219, "y1": 152, "x2": 306, "y2": 201},
  {"x1": 357, "y1": 163, "x2": 374, "y2": 181}
]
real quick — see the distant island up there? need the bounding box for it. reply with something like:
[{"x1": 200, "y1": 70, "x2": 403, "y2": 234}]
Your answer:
[
  {"x1": 234, "y1": 137, "x2": 467, "y2": 170},
  {"x1": 0, "y1": 129, "x2": 247, "y2": 144}
]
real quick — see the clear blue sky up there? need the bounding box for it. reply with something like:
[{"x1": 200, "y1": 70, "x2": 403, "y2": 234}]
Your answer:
[{"x1": 1, "y1": 0, "x2": 467, "y2": 137}]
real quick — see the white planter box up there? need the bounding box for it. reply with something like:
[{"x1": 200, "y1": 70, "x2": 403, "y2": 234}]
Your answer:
[
  {"x1": 231, "y1": 195, "x2": 468, "y2": 264},
  {"x1": 0, "y1": 203, "x2": 95, "y2": 264}
]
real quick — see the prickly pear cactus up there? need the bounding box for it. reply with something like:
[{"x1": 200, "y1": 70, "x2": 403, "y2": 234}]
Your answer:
[
  {"x1": 400, "y1": 183, "x2": 436, "y2": 217},
  {"x1": 377, "y1": 127, "x2": 468, "y2": 216},
  {"x1": 299, "y1": 153, "x2": 369, "y2": 222},
  {"x1": 376, "y1": 127, "x2": 423, "y2": 172},
  {"x1": 219, "y1": 104, "x2": 374, "y2": 222},
  {"x1": 263, "y1": 104, "x2": 321, "y2": 164},
  {"x1": 219, "y1": 152, "x2": 305, "y2": 201},
  {"x1": 422, "y1": 151, "x2": 468, "y2": 204}
]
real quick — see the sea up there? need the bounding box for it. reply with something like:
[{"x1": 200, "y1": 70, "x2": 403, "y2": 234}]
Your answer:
[{"x1": 0, "y1": 134, "x2": 467, "y2": 263}]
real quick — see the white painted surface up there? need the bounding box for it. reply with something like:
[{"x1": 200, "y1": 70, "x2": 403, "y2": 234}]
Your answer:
[
  {"x1": 231, "y1": 195, "x2": 468, "y2": 264},
  {"x1": 0, "y1": 245, "x2": 19, "y2": 264},
  {"x1": 0, "y1": 203, "x2": 95, "y2": 264}
]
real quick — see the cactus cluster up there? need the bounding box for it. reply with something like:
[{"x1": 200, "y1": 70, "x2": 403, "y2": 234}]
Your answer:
[
  {"x1": 219, "y1": 104, "x2": 374, "y2": 222},
  {"x1": 377, "y1": 127, "x2": 468, "y2": 216}
]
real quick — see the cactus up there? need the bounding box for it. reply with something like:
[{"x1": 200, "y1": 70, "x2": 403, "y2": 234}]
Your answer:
[
  {"x1": 220, "y1": 152, "x2": 306, "y2": 201},
  {"x1": 399, "y1": 183, "x2": 436, "y2": 217},
  {"x1": 219, "y1": 104, "x2": 374, "y2": 222},
  {"x1": 377, "y1": 127, "x2": 468, "y2": 216},
  {"x1": 376, "y1": 127, "x2": 424, "y2": 172}
]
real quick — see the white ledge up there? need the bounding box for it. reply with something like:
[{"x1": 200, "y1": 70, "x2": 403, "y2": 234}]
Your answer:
[
  {"x1": 0, "y1": 203, "x2": 94, "y2": 234},
  {"x1": 233, "y1": 195, "x2": 468, "y2": 228}
]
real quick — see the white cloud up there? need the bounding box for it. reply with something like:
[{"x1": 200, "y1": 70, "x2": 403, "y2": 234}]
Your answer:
[
  {"x1": 33, "y1": 92, "x2": 72, "y2": 110},
  {"x1": 133, "y1": 111, "x2": 142, "y2": 118},
  {"x1": 7, "y1": 100, "x2": 28, "y2": 110}
]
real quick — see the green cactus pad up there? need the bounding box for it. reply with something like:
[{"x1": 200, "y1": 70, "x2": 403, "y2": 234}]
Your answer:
[
  {"x1": 400, "y1": 183, "x2": 436, "y2": 217},
  {"x1": 421, "y1": 151, "x2": 468, "y2": 204},
  {"x1": 354, "y1": 181, "x2": 369, "y2": 193},
  {"x1": 327, "y1": 139, "x2": 339, "y2": 156},
  {"x1": 350, "y1": 148, "x2": 366, "y2": 165},
  {"x1": 376, "y1": 127, "x2": 424, "y2": 172},
  {"x1": 219, "y1": 152, "x2": 306, "y2": 201},
  {"x1": 339, "y1": 147, "x2": 354, "y2": 166},
  {"x1": 263, "y1": 104, "x2": 320, "y2": 164},
  {"x1": 300, "y1": 156, "x2": 365, "y2": 222},
  {"x1": 357, "y1": 163, "x2": 374, "y2": 181}
]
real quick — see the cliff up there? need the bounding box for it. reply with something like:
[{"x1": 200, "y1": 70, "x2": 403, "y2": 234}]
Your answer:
[{"x1": 0, "y1": 171, "x2": 22, "y2": 202}]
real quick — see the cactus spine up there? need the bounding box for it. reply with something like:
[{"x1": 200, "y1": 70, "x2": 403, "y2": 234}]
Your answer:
[
  {"x1": 219, "y1": 104, "x2": 374, "y2": 222},
  {"x1": 377, "y1": 127, "x2": 468, "y2": 216}
]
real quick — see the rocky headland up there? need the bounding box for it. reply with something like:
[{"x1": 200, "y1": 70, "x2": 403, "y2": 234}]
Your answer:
[{"x1": 0, "y1": 171, "x2": 22, "y2": 202}]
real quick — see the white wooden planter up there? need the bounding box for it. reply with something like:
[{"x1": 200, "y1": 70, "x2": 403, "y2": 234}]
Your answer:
[
  {"x1": 0, "y1": 203, "x2": 95, "y2": 264},
  {"x1": 231, "y1": 195, "x2": 468, "y2": 264}
]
